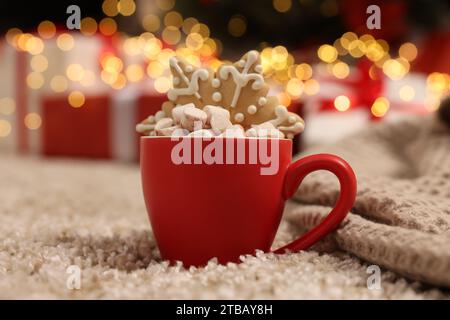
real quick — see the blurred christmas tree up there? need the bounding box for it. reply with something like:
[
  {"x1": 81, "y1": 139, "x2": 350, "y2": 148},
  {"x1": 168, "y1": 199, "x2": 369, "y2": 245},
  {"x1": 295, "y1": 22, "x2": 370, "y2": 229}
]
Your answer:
[{"x1": 172, "y1": 0, "x2": 450, "y2": 58}]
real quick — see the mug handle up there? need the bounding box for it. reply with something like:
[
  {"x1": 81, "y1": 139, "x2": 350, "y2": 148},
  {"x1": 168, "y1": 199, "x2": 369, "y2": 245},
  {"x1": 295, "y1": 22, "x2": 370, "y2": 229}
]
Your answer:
[{"x1": 273, "y1": 154, "x2": 357, "y2": 253}]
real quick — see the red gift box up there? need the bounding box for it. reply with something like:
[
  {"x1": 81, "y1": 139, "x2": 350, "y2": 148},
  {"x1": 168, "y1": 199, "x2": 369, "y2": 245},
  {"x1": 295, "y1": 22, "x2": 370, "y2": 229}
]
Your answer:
[
  {"x1": 42, "y1": 95, "x2": 111, "y2": 158},
  {"x1": 39, "y1": 91, "x2": 167, "y2": 161}
]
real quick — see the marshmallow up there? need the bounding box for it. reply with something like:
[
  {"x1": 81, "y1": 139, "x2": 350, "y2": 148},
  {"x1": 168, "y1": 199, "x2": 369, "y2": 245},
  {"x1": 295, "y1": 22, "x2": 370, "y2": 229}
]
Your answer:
[
  {"x1": 172, "y1": 103, "x2": 195, "y2": 124},
  {"x1": 155, "y1": 117, "x2": 174, "y2": 131},
  {"x1": 246, "y1": 122, "x2": 285, "y2": 138},
  {"x1": 182, "y1": 106, "x2": 207, "y2": 131},
  {"x1": 157, "y1": 125, "x2": 181, "y2": 136},
  {"x1": 221, "y1": 125, "x2": 246, "y2": 138},
  {"x1": 188, "y1": 129, "x2": 214, "y2": 137},
  {"x1": 136, "y1": 123, "x2": 155, "y2": 135},
  {"x1": 203, "y1": 105, "x2": 233, "y2": 133},
  {"x1": 154, "y1": 110, "x2": 166, "y2": 122}
]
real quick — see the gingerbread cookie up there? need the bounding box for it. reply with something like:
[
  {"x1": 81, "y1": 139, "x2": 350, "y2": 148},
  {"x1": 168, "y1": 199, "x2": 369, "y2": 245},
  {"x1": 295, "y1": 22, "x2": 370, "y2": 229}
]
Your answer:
[{"x1": 137, "y1": 50, "x2": 305, "y2": 138}]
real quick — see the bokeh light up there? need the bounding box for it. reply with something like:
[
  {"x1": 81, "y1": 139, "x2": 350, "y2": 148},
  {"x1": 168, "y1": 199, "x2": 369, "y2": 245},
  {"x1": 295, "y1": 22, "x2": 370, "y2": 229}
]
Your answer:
[
  {"x1": 126, "y1": 64, "x2": 144, "y2": 82},
  {"x1": 68, "y1": 91, "x2": 85, "y2": 108},
  {"x1": 334, "y1": 95, "x2": 350, "y2": 111},
  {"x1": 102, "y1": 0, "x2": 119, "y2": 17},
  {"x1": 66, "y1": 64, "x2": 85, "y2": 81},
  {"x1": 0, "y1": 98, "x2": 16, "y2": 115},
  {"x1": 162, "y1": 26, "x2": 181, "y2": 45},
  {"x1": 80, "y1": 17, "x2": 98, "y2": 36},
  {"x1": 164, "y1": 11, "x2": 183, "y2": 28},
  {"x1": 332, "y1": 61, "x2": 350, "y2": 79},
  {"x1": 57, "y1": 33, "x2": 75, "y2": 51},
  {"x1": 118, "y1": 0, "x2": 136, "y2": 16},
  {"x1": 399, "y1": 42, "x2": 418, "y2": 62},
  {"x1": 37, "y1": 21, "x2": 56, "y2": 39},
  {"x1": 142, "y1": 14, "x2": 160, "y2": 32},
  {"x1": 24, "y1": 113, "x2": 42, "y2": 130},
  {"x1": 371, "y1": 97, "x2": 390, "y2": 117},
  {"x1": 318, "y1": 44, "x2": 338, "y2": 63},
  {"x1": 0, "y1": 120, "x2": 12, "y2": 138},
  {"x1": 50, "y1": 75, "x2": 69, "y2": 92},
  {"x1": 99, "y1": 18, "x2": 117, "y2": 36},
  {"x1": 154, "y1": 77, "x2": 171, "y2": 93},
  {"x1": 30, "y1": 55, "x2": 49, "y2": 73},
  {"x1": 273, "y1": 0, "x2": 292, "y2": 13},
  {"x1": 156, "y1": 0, "x2": 175, "y2": 11},
  {"x1": 399, "y1": 85, "x2": 415, "y2": 101},
  {"x1": 26, "y1": 72, "x2": 45, "y2": 89},
  {"x1": 228, "y1": 15, "x2": 247, "y2": 37}
]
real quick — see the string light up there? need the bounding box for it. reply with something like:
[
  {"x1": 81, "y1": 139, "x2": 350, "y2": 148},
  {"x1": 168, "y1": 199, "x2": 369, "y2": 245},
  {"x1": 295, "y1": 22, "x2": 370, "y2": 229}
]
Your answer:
[
  {"x1": 80, "y1": 17, "x2": 98, "y2": 36},
  {"x1": 30, "y1": 55, "x2": 48, "y2": 72},
  {"x1": 5, "y1": 28, "x2": 22, "y2": 47},
  {"x1": 57, "y1": 33, "x2": 74, "y2": 51},
  {"x1": 142, "y1": 14, "x2": 160, "y2": 32},
  {"x1": 334, "y1": 95, "x2": 350, "y2": 111},
  {"x1": 304, "y1": 79, "x2": 320, "y2": 95},
  {"x1": 318, "y1": 44, "x2": 338, "y2": 63},
  {"x1": 0, "y1": 120, "x2": 12, "y2": 138},
  {"x1": 80, "y1": 70, "x2": 96, "y2": 87},
  {"x1": 50, "y1": 75, "x2": 68, "y2": 92},
  {"x1": 164, "y1": 11, "x2": 183, "y2": 28},
  {"x1": 286, "y1": 78, "x2": 303, "y2": 97},
  {"x1": 162, "y1": 26, "x2": 181, "y2": 45},
  {"x1": 399, "y1": 42, "x2": 418, "y2": 62},
  {"x1": 111, "y1": 73, "x2": 127, "y2": 90},
  {"x1": 102, "y1": 0, "x2": 119, "y2": 17},
  {"x1": 37, "y1": 21, "x2": 56, "y2": 39},
  {"x1": 24, "y1": 113, "x2": 42, "y2": 130},
  {"x1": 154, "y1": 77, "x2": 171, "y2": 93},
  {"x1": 383, "y1": 58, "x2": 408, "y2": 80},
  {"x1": 99, "y1": 18, "x2": 117, "y2": 36},
  {"x1": 273, "y1": 0, "x2": 292, "y2": 13},
  {"x1": 332, "y1": 61, "x2": 350, "y2": 79},
  {"x1": 117, "y1": 0, "x2": 136, "y2": 16},
  {"x1": 191, "y1": 23, "x2": 210, "y2": 38},
  {"x1": 66, "y1": 64, "x2": 85, "y2": 81},
  {"x1": 126, "y1": 64, "x2": 144, "y2": 82},
  {"x1": 26, "y1": 72, "x2": 45, "y2": 89},
  {"x1": 0, "y1": 98, "x2": 15, "y2": 115},
  {"x1": 156, "y1": 0, "x2": 175, "y2": 11},
  {"x1": 295, "y1": 63, "x2": 312, "y2": 80},
  {"x1": 146, "y1": 61, "x2": 164, "y2": 78},
  {"x1": 182, "y1": 17, "x2": 199, "y2": 34},
  {"x1": 26, "y1": 36, "x2": 44, "y2": 55},
  {"x1": 399, "y1": 85, "x2": 415, "y2": 102},
  {"x1": 228, "y1": 15, "x2": 247, "y2": 37},
  {"x1": 68, "y1": 91, "x2": 85, "y2": 108},
  {"x1": 371, "y1": 97, "x2": 390, "y2": 117}
]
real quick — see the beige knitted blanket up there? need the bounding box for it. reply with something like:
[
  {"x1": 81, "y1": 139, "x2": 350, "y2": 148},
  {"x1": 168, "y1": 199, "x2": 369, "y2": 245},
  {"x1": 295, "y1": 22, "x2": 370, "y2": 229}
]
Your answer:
[
  {"x1": 0, "y1": 115, "x2": 449, "y2": 299},
  {"x1": 291, "y1": 115, "x2": 450, "y2": 288}
]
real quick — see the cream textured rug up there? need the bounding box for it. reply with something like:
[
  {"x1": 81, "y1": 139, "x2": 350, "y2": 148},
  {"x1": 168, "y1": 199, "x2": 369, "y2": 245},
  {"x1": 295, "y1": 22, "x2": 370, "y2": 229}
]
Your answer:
[{"x1": 0, "y1": 116, "x2": 449, "y2": 299}]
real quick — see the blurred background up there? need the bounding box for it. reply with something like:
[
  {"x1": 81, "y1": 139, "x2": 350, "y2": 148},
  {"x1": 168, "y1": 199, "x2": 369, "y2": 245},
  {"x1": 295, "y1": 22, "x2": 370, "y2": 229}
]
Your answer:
[{"x1": 1, "y1": 0, "x2": 450, "y2": 159}]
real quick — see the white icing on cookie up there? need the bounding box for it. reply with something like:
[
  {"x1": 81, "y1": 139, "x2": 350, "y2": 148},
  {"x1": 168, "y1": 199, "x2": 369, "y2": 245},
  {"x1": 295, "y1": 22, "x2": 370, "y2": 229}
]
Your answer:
[
  {"x1": 258, "y1": 97, "x2": 267, "y2": 106},
  {"x1": 185, "y1": 65, "x2": 194, "y2": 72},
  {"x1": 247, "y1": 105, "x2": 257, "y2": 114},
  {"x1": 255, "y1": 64, "x2": 263, "y2": 73},
  {"x1": 212, "y1": 92, "x2": 222, "y2": 102},
  {"x1": 218, "y1": 50, "x2": 265, "y2": 108},
  {"x1": 212, "y1": 78, "x2": 220, "y2": 88},
  {"x1": 168, "y1": 57, "x2": 209, "y2": 101},
  {"x1": 269, "y1": 105, "x2": 305, "y2": 137},
  {"x1": 236, "y1": 60, "x2": 245, "y2": 68},
  {"x1": 234, "y1": 113, "x2": 244, "y2": 123}
]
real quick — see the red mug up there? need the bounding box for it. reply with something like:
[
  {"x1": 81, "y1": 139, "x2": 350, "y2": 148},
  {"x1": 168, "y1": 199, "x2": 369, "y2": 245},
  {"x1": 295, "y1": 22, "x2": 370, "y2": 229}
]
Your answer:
[{"x1": 140, "y1": 136, "x2": 356, "y2": 266}]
